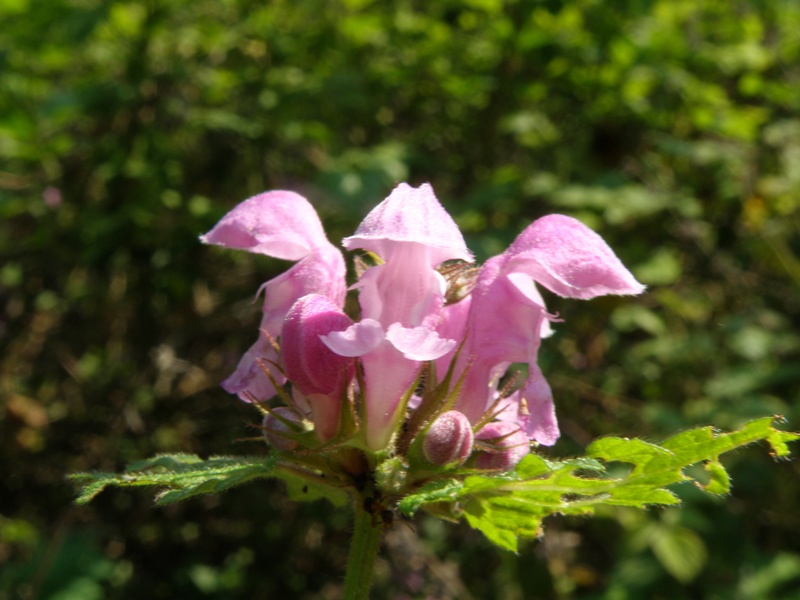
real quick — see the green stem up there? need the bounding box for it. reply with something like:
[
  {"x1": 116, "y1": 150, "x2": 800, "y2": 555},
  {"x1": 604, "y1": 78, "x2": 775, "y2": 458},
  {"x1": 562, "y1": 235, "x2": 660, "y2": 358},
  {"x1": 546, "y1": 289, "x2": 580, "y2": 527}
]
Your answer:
[{"x1": 342, "y1": 497, "x2": 383, "y2": 600}]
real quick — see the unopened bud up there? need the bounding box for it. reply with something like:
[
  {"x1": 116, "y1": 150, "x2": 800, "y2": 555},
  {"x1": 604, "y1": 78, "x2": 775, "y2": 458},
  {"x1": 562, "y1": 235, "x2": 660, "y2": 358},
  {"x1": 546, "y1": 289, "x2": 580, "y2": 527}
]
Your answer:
[
  {"x1": 422, "y1": 411, "x2": 474, "y2": 467},
  {"x1": 474, "y1": 421, "x2": 530, "y2": 471},
  {"x1": 262, "y1": 407, "x2": 302, "y2": 451},
  {"x1": 282, "y1": 294, "x2": 354, "y2": 442}
]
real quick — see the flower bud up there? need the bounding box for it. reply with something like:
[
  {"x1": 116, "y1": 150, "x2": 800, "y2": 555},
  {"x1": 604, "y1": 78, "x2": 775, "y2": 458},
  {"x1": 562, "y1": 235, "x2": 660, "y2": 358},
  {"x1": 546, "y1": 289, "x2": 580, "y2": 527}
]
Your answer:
[
  {"x1": 474, "y1": 421, "x2": 530, "y2": 471},
  {"x1": 262, "y1": 407, "x2": 302, "y2": 451},
  {"x1": 282, "y1": 294, "x2": 354, "y2": 442},
  {"x1": 422, "y1": 411, "x2": 474, "y2": 467}
]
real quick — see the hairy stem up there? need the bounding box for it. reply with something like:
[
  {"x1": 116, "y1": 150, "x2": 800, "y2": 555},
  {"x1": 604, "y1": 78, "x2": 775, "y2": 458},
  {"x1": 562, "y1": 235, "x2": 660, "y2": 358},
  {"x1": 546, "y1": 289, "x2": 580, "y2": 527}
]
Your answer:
[{"x1": 342, "y1": 497, "x2": 383, "y2": 600}]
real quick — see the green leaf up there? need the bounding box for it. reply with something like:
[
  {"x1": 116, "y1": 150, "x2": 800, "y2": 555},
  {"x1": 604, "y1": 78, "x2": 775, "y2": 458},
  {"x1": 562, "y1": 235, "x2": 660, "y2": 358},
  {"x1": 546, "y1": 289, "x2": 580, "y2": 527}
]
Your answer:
[
  {"x1": 69, "y1": 453, "x2": 279, "y2": 505},
  {"x1": 398, "y1": 478, "x2": 463, "y2": 515},
  {"x1": 68, "y1": 452, "x2": 346, "y2": 507},
  {"x1": 400, "y1": 417, "x2": 797, "y2": 552},
  {"x1": 279, "y1": 468, "x2": 349, "y2": 507}
]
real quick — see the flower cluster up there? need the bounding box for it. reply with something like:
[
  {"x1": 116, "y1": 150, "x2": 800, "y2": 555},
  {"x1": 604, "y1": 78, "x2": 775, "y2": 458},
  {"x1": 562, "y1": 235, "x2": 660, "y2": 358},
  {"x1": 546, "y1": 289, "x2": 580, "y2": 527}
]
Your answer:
[{"x1": 202, "y1": 183, "x2": 643, "y2": 476}]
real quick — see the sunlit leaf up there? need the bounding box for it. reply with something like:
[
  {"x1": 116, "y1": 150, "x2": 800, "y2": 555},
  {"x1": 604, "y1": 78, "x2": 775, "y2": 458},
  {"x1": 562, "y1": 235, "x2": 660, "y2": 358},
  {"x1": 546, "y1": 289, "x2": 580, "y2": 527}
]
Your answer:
[{"x1": 399, "y1": 417, "x2": 797, "y2": 552}]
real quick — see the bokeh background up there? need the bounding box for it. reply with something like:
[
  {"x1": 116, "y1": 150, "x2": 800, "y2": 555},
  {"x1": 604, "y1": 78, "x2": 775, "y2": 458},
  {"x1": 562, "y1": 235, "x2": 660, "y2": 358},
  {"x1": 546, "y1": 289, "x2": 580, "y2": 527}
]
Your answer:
[{"x1": 2, "y1": 0, "x2": 799, "y2": 598}]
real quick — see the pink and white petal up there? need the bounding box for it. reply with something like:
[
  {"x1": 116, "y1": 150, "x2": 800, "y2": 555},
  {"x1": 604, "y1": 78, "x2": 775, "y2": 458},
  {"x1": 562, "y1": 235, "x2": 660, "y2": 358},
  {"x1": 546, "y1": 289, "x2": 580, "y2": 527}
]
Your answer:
[
  {"x1": 520, "y1": 366, "x2": 559, "y2": 446},
  {"x1": 343, "y1": 183, "x2": 472, "y2": 266},
  {"x1": 506, "y1": 272, "x2": 556, "y2": 338},
  {"x1": 305, "y1": 392, "x2": 343, "y2": 444},
  {"x1": 453, "y1": 361, "x2": 499, "y2": 423},
  {"x1": 452, "y1": 257, "x2": 551, "y2": 422},
  {"x1": 507, "y1": 214, "x2": 645, "y2": 299},
  {"x1": 494, "y1": 392, "x2": 522, "y2": 423},
  {"x1": 201, "y1": 190, "x2": 332, "y2": 260},
  {"x1": 256, "y1": 249, "x2": 348, "y2": 337},
  {"x1": 433, "y1": 295, "x2": 472, "y2": 377},
  {"x1": 469, "y1": 270, "x2": 548, "y2": 368},
  {"x1": 221, "y1": 339, "x2": 285, "y2": 403},
  {"x1": 474, "y1": 421, "x2": 531, "y2": 470},
  {"x1": 222, "y1": 248, "x2": 346, "y2": 405},
  {"x1": 355, "y1": 245, "x2": 447, "y2": 328},
  {"x1": 386, "y1": 323, "x2": 456, "y2": 361},
  {"x1": 321, "y1": 319, "x2": 385, "y2": 357},
  {"x1": 360, "y1": 344, "x2": 421, "y2": 450}
]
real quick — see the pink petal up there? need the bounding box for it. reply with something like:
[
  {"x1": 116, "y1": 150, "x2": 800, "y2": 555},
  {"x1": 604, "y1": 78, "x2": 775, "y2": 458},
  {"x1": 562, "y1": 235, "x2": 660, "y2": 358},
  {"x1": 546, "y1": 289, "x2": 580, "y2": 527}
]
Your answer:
[
  {"x1": 321, "y1": 319, "x2": 385, "y2": 357},
  {"x1": 343, "y1": 183, "x2": 472, "y2": 266},
  {"x1": 507, "y1": 214, "x2": 645, "y2": 299},
  {"x1": 385, "y1": 324, "x2": 456, "y2": 361},
  {"x1": 359, "y1": 343, "x2": 421, "y2": 450},
  {"x1": 433, "y1": 295, "x2": 472, "y2": 376},
  {"x1": 257, "y1": 252, "x2": 348, "y2": 336},
  {"x1": 493, "y1": 393, "x2": 521, "y2": 422},
  {"x1": 354, "y1": 255, "x2": 447, "y2": 326},
  {"x1": 519, "y1": 366, "x2": 559, "y2": 446},
  {"x1": 475, "y1": 421, "x2": 530, "y2": 470},
  {"x1": 452, "y1": 256, "x2": 551, "y2": 424},
  {"x1": 468, "y1": 257, "x2": 549, "y2": 371},
  {"x1": 490, "y1": 370, "x2": 559, "y2": 446},
  {"x1": 506, "y1": 272, "x2": 555, "y2": 337},
  {"x1": 282, "y1": 294, "x2": 354, "y2": 398},
  {"x1": 201, "y1": 190, "x2": 332, "y2": 260},
  {"x1": 221, "y1": 337, "x2": 284, "y2": 403}
]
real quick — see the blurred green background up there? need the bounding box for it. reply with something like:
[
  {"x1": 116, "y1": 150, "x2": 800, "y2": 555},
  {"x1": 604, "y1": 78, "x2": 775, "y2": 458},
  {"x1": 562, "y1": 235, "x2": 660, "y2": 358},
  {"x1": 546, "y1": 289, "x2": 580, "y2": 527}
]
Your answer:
[{"x1": 2, "y1": 0, "x2": 799, "y2": 598}]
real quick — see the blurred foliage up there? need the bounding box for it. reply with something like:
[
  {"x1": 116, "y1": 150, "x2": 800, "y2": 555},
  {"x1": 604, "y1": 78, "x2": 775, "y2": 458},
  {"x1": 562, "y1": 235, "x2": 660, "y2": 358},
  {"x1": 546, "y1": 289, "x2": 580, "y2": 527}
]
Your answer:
[{"x1": 1, "y1": 0, "x2": 799, "y2": 598}]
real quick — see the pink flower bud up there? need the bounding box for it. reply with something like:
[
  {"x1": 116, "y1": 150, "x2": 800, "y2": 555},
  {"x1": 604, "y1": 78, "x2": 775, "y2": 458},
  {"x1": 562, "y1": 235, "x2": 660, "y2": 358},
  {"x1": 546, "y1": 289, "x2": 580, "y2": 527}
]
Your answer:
[
  {"x1": 422, "y1": 411, "x2": 474, "y2": 467},
  {"x1": 262, "y1": 407, "x2": 302, "y2": 451},
  {"x1": 281, "y1": 294, "x2": 354, "y2": 442},
  {"x1": 475, "y1": 421, "x2": 530, "y2": 471}
]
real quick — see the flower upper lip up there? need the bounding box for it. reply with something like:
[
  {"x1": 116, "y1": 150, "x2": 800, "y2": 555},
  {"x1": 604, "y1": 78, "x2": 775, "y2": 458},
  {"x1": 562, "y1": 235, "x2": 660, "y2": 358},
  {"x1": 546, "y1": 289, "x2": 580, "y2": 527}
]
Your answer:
[{"x1": 343, "y1": 182, "x2": 473, "y2": 266}]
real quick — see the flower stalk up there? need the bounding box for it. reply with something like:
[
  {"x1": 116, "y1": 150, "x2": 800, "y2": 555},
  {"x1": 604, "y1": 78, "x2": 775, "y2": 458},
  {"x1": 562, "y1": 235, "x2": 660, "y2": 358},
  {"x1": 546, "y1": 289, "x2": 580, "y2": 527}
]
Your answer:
[{"x1": 342, "y1": 496, "x2": 385, "y2": 600}]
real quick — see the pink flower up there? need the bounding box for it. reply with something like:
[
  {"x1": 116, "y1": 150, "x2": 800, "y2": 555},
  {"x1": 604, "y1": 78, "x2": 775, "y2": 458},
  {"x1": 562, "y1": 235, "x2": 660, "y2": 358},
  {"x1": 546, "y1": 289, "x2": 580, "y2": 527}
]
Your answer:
[
  {"x1": 204, "y1": 183, "x2": 644, "y2": 459},
  {"x1": 201, "y1": 191, "x2": 346, "y2": 403},
  {"x1": 453, "y1": 214, "x2": 645, "y2": 446},
  {"x1": 322, "y1": 183, "x2": 473, "y2": 450}
]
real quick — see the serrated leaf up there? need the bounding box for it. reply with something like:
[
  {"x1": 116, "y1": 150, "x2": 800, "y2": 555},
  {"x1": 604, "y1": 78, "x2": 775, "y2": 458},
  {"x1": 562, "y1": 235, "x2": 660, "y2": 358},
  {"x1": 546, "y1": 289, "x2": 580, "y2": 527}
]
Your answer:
[
  {"x1": 409, "y1": 417, "x2": 797, "y2": 553},
  {"x1": 398, "y1": 478, "x2": 463, "y2": 515},
  {"x1": 701, "y1": 459, "x2": 730, "y2": 494},
  {"x1": 462, "y1": 497, "x2": 523, "y2": 551},
  {"x1": 69, "y1": 453, "x2": 279, "y2": 505},
  {"x1": 125, "y1": 453, "x2": 206, "y2": 471}
]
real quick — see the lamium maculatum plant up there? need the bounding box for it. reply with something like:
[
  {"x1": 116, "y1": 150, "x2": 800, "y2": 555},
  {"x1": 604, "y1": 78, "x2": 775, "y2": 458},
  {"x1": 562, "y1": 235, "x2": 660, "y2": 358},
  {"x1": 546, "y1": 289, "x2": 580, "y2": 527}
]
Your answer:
[{"x1": 71, "y1": 183, "x2": 797, "y2": 599}]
